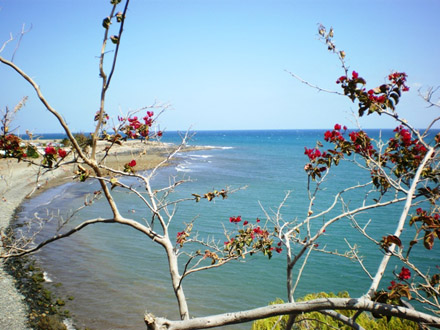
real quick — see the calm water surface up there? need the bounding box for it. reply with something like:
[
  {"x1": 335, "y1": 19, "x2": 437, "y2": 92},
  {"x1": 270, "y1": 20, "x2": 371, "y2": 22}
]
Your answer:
[{"x1": 17, "y1": 130, "x2": 438, "y2": 329}]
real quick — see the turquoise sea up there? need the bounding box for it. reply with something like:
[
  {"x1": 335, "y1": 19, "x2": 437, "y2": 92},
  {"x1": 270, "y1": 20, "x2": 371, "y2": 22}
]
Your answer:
[{"x1": 17, "y1": 130, "x2": 438, "y2": 329}]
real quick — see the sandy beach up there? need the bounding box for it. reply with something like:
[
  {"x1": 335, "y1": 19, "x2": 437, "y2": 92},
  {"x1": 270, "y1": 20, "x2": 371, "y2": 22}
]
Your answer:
[{"x1": 0, "y1": 139, "x2": 210, "y2": 329}]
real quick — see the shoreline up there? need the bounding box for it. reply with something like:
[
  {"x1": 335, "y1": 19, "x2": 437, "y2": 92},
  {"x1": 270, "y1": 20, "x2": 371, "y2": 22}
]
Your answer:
[{"x1": 0, "y1": 140, "x2": 214, "y2": 329}]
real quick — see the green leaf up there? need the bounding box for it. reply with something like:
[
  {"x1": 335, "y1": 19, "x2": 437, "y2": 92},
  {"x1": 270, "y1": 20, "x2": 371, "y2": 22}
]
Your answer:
[
  {"x1": 116, "y1": 12, "x2": 124, "y2": 22},
  {"x1": 389, "y1": 92, "x2": 400, "y2": 106},
  {"x1": 424, "y1": 231, "x2": 435, "y2": 250},
  {"x1": 409, "y1": 240, "x2": 418, "y2": 247},
  {"x1": 102, "y1": 17, "x2": 111, "y2": 29},
  {"x1": 192, "y1": 194, "x2": 201, "y2": 202},
  {"x1": 382, "y1": 235, "x2": 402, "y2": 249},
  {"x1": 110, "y1": 35, "x2": 119, "y2": 44},
  {"x1": 110, "y1": 177, "x2": 120, "y2": 190}
]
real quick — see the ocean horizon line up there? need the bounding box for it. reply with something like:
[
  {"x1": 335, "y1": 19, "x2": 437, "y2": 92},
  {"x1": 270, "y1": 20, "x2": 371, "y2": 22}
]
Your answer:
[{"x1": 18, "y1": 127, "x2": 437, "y2": 139}]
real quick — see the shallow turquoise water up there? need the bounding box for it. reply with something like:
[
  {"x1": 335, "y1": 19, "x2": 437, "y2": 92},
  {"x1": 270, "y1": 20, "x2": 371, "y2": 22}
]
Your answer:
[{"x1": 17, "y1": 129, "x2": 438, "y2": 329}]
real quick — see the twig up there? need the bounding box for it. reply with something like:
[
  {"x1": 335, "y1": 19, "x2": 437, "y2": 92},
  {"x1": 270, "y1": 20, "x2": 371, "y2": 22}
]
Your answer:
[
  {"x1": 285, "y1": 70, "x2": 344, "y2": 95},
  {"x1": 11, "y1": 23, "x2": 32, "y2": 62}
]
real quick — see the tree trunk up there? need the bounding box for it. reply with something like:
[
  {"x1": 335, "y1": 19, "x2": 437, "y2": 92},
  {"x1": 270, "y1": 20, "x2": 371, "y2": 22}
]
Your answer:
[
  {"x1": 285, "y1": 251, "x2": 296, "y2": 330},
  {"x1": 165, "y1": 241, "x2": 189, "y2": 320}
]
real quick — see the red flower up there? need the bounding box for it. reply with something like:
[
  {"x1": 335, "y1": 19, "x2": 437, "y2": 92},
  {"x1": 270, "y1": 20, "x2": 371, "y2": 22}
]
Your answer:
[
  {"x1": 128, "y1": 160, "x2": 136, "y2": 167},
  {"x1": 256, "y1": 218, "x2": 260, "y2": 223},
  {"x1": 334, "y1": 124, "x2": 342, "y2": 130},
  {"x1": 336, "y1": 76, "x2": 346, "y2": 84},
  {"x1": 143, "y1": 117, "x2": 153, "y2": 126},
  {"x1": 147, "y1": 111, "x2": 154, "y2": 117},
  {"x1": 400, "y1": 129, "x2": 412, "y2": 146},
  {"x1": 398, "y1": 267, "x2": 411, "y2": 280},
  {"x1": 376, "y1": 95, "x2": 386, "y2": 103},
  {"x1": 44, "y1": 145, "x2": 57, "y2": 155},
  {"x1": 243, "y1": 221, "x2": 249, "y2": 225},
  {"x1": 58, "y1": 149, "x2": 67, "y2": 158},
  {"x1": 388, "y1": 280, "x2": 397, "y2": 290},
  {"x1": 349, "y1": 131, "x2": 357, "y2": 142},
  {"x1": 157, "y1": 131, "x2": 163, "y2": 137},
  {"x1": 224, "y1": 238, "x2": 235, "y2": 245},
  {"x1": 304, "y1": 147, "x2": 321, "y2": 161},
  {"x1": 253, "y1": 227, "x2": 264, "y2": 235},
  {"x1": 275, "y1": 247, "x2": 282, "y2": 253},
  {"x1": 229, "y1": 216, "x2": 242, "y2": 223},
  {"x1": 324, "y1": 130, "x2": 332, "y2": 141},
  {"x1": 352, "y1": 71, "x2": 359, "y2": 79}
]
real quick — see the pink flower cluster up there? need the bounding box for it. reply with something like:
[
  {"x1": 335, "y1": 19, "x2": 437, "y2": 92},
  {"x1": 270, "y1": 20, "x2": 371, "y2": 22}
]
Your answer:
[
  {"x1": 324, "y1": 124, "x2": 347, "y2": 143},
  {"x1": 336, "y1": 71, "x2": 359, "y2": 84},
  {"x1": 304, "y1": 148, "x2": 323, "y2": 161},
  {"x1": 121, "y1": 111, "x2": 156, "y2": 139},
  {"x1": 44, "y1": 144, "x2": 67, "y2": 158},
  {"x1": 388, "y1": 72, "x2": 410, "y2": 92},
  {"x1": 367, "y1": 89, "x2": 386, "y2": 103},
  {"x1": 229, "y1": 215, "x2": 242, "y2": 223}
]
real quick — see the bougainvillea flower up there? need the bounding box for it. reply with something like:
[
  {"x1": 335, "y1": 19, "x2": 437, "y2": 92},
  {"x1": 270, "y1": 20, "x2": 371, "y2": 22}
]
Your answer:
[
  {"x1": 336, "y1": 76, "x2": 346, "y2": 84},
  {"x1": 224, "y1": 238, "x2": 235, "y2": 245},
  {"x1": 58, "y1": 149, "x2": 67, "y2": 158},
  {"x1": 304, "y1": 147, "x2": 321, "y2": 161},
  {"x1": 229, "y1": 216, "x2": 242, "y2": 223},
  {"x1": 324, "y1": 130, "x2": 333, "y2": 141},
  {"x1": 44, "y1": 145, "x2": 57, "y2": 155},
  {"x1": 388, "y1": 280, "x2": 397, "y2": 290},
  {"x1": 398, "y1": 267, "x2": 411, "y2": 280},
  {"x1": 128, "y1": 160, "x2": 136, "y2": 167}
]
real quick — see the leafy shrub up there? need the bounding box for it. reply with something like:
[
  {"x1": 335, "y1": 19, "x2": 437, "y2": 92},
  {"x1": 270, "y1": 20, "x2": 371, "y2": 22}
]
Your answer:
[
  {"x1": 252, "y1": 292, "x2": 418, "y2": 330},
  {"x1": 73, "y1": 132, "x2": 92, "y2": 151},
  {"x1": 60, "y1": 137, "x2": 70, "y2": 147},
  {"x1": 26, "y1": 144, "x2": 40, "y2": 158}
]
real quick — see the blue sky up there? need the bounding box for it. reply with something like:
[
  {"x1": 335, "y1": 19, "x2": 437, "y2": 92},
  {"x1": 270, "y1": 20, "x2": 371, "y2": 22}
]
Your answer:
[{"x1": 1, "y1": 0, "x2": 439, "y2": 133}]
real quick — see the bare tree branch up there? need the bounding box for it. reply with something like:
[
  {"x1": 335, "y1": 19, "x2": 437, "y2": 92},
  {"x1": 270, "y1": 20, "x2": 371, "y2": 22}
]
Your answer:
[
  {"x1": 285, "y1": 70, "x2": 344, "y2": 95},
  {"x1": 366, "y1": 146, "x2": 436, "y2": 297},
  {"x1": 2, "y1": 218, "x2": 115, "y2": 258},
  {"x1": 11, "y1": 23, "x2": 32, "y2": 62},
  {"x1": 144, "y1": 298, "x2": 440, "y2": 330}
]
